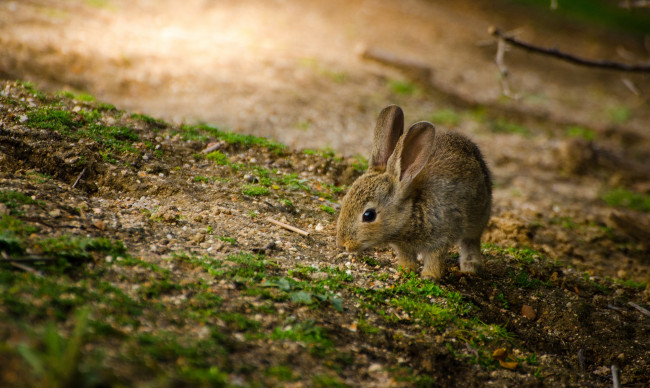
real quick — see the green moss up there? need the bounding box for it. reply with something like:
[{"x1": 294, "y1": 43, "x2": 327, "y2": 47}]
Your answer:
[
  {"x1": 242, "y1": 184, "x2": 270, "y2": 196},
  {"x1": 272, "y1": 320, "x2": 333, "y2": 357},
  {"x1": 131, "y1": 113, "x2": 167, "y2": 128},
  {"x1": 178, "y1": 124, "x2": 285, "y2": 152},
  {"x1": 489, "y1": 118, "x2": 530, "y2": 136},
  {"x1": 0, "y1": 190, "x2": 42, "y2": 212},
  {"x1": 431, "y1": 108, "x2": 461, "y2": 126},
  {"x1": 26, "y1": 108, "x2": 77, "y2": 131},
  {"x1": 320, "y1": 205, "x2": 336, "y2": 214},
  {"x1": 602, "y1": 188, "x2": 650, "y2": 212},
  {"x1": 388, "y1": 79, "x2": 417, "y2": 95},
  {"x1": 566, "y1": 126, "x2": 596, "y2": 141},
  {"x1": 36, "y1": 235, "x2": 126, "y2": 263},
  {"x1": 205, "y1": 150, "x2": 230, "y2": 165}
]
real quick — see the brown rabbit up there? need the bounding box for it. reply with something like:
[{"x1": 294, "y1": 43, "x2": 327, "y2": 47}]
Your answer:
[{"x1": 336, "y1": 105, "x2": 492, "y2": 279}]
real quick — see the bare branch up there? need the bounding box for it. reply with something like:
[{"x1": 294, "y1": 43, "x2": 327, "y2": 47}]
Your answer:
[
  {"x1": 495, "y1": 38, "x2": 520, "y2": 99},
  {"x1": 620, "y1": 0, "x2": 650, "y2": 8},
  {"x1": 489, "y1": 27, "x2": 650, "y2": 73},
  {"x1": 266, "y1": 217, "x2": 310, "y2": 237}
]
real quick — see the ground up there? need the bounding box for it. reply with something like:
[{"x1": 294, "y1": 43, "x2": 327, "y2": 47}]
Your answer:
[{"x1": 1, "y1": 0, "x2": 650, "y2": 387}]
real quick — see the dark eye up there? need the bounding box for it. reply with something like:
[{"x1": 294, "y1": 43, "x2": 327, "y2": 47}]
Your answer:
[{"x1": 362, "y1": 209, "x2": 377, "y2": 223}]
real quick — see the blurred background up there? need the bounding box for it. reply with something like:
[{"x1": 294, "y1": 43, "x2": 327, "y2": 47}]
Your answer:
[{"x1": 1, "y1": 0, "x2": 648, "y2": 155}]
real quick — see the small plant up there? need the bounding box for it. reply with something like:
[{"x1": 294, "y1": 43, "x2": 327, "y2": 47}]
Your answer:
[
  {"x1": 242, "y1": 184, "x2": 270, "y2": 196},
  {"x1": 431, "y1": 108, "x2": 461, "y2": 126},
  {"x1": 566, "y1": 126, "x2": 595, "y2": 141},
  {"x1": 388, "y1": 79, "x2": 417, "y2": 95},
  {"x1": 320, "y1": 205, "x2": 336, "y2": 214},
  {"x1": 218, "y1": 236, "x2": 237, "y2": 245},
  {"x1": 607, "y1": 106, "x2": 630, "y2": 124},
  {"x1": 17, "y1": 307, "x2": 92, "y2": 388},
  {"x1": 496, "y1": 293, "x2": 509, "y2": 309},
  {"x1": 360, "y1": 256, "x2": 380, "y2": 267},
  {"x1": 193, "y1": 176, "x2": 210, "y2": 183},
  {"x1": 131, "y1": 113, "x2": 167, "y2": 128},
  {"x1": 0, "y1": 190, "x2": 42, "y2": 212},
  {"x1": 601, "y1": 188, "x2": 650, "y2": 212},
  {"x1": 351, "y1": 155, "x2": 368, "y2": 173},
  {"x1": 489, "y1": 118, "x2": 530, "y2": 136},
  {"x1": 205, "y1": 150, "x2": 230, "y2": 166}
]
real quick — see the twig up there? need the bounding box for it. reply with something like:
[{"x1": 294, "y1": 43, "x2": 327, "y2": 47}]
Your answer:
[
  {"x1": 360, "y1": 46, "x2": 432, "y2": 83},
  {"x1": 2, "y1": 251, "x2": 45, "y2": 276},
  {"x1": 2, "y1": 256, "x2": 56, "y2": 263},
  {"x1": 495, "y1": 38, "x2": 519, "y2": 99},
  {"x1": 201, "y1": 142, "x2": 222, "y2": 154},
  {"x1": 10, "y1": 262, "x2": 43, "y2": 277},
  {"x1": 620, "y1": 0, "x2": 650, "y2": 8},
  {"x1": 621, "y1": 78, "x2": 640, "y2": 97},
  {"x1": 266, "y1": 217, "x2": 310, "y2": 236},
  {"x1": 577, "y1": 349, "x2": 586, "y2": 373},
  {"x1": 628, "y1": 301, "x2": 650, "y2": 317},
  {"x1": 72, "y1": 167, "x2": 87, "y2": 189},
  {"x1": 489, "y1": 27, "x2": 650, "y2": 73},
  {"x1": 607, "y1": 303, "x2": 625, "y2": 314},
  {"x1": 611, "y1": 365, "x2": 621, "y2": 388}
]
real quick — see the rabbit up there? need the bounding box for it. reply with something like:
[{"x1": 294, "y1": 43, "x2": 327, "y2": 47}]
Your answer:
[{"x1": 336, "y1": 105, "x2": 492, "y2": 279}]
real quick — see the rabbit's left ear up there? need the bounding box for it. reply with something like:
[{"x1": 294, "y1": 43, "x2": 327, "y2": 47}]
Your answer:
[
  {"x1": 369, "y1": 105, "x2": 404, "y2": 171},
  {"x1": 387, "y1": 121, "x2": 436, "y2": 190}
]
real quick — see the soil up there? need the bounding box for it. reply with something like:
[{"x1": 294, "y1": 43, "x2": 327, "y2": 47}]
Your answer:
[{"x1": 0, "y1": 0, "x2": 649, "y2": 387}]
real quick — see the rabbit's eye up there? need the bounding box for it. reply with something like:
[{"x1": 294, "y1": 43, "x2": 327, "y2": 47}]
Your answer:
[{"x1": 362, "y1": 209, "x2": 377, "y2": 223}]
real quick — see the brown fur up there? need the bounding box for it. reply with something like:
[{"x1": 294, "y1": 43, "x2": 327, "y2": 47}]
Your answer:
[{"x1": 336, "y1": 105, "x2": 492, "y2": 279}]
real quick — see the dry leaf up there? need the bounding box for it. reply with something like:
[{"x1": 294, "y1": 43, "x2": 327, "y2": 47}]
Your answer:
[
  {"x1": 499, "y1": 360, "x2": 518, "y2": 370},
  {"x1": 492, "y1": 348, "x2": 507, "y2": 360}
]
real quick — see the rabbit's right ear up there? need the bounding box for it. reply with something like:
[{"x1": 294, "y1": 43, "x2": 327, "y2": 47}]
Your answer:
[
  {"x1": 387, "y1": 121, "x2": 436, "y2": 192},
  {"x1": 369, "y1": 105, "x2": 404, "y2": 171}
]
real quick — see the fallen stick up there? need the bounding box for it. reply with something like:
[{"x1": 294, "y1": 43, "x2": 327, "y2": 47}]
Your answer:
[
  {"x1": 266, "y1": 217, "x2": 309, "y2": 237},
  {"x1": 611, "y1": 365, "x2": 621, "y2": 388},
  {"x1": 9, "y1": 262, "x2": 43, "y2": 277},
  {"x1": 72, "y1": 167, "x2": 87, "y2": 189},
  {"x1": 628, "y1": 301, "x2": 650, "y2": 317},
  {"x1": 360, "y1": 46, "x2": 432, "y2": 83},
  {"x1": 489, "y1": 27, "x2": 650, "y2": 73}
]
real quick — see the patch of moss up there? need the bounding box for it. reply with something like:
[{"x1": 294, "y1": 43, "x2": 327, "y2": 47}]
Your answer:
[
  {"x1": 242, "y1": 184, "x2": 270, "y2": 196},
  {"x1": 601, "y1": 188, "x2": 650, "y2": 212}
]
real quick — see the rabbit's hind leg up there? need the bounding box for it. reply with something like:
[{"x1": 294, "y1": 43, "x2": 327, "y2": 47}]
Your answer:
[{"x1": 459, "y1": 237, "x2": 483, "y2": 274}]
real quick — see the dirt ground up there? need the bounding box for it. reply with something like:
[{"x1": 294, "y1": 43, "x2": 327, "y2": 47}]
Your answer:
[{"x1": 1, "y1": 0, "x2": 650, "y2": 387}]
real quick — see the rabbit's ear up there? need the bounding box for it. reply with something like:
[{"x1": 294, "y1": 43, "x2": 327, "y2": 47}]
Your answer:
[
  {"x1": 387, "y1": 121, "x2": 436, "y2": 189},
  {"x1": 369, "y1": 105, "x2": 404, "y2": 171}
]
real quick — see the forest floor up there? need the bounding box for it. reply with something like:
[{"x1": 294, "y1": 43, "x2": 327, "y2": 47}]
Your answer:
[{"x1": 1, "y1": 0, "x2": 650, "y2": 387}]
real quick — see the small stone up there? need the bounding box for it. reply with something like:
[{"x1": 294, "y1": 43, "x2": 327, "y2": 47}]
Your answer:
[
  {"x1": 190, "y1": 233, "x2": 205, "y2": 244},
  {"x1": 93, "y1": 220, "x2": 106, "y2": 230},
  {"x1": 368, "y1": 363, "x2": 382, "y2": 373},
  {"x1": 315, "y1": 223, "x2": 324, "y2": 231},
  {"x1": 521, "y1": 305, "x2": 536, "y2": 320},
  {"x1": 48, "y1": 209, "x2": 61, "y2": 218},
  {"x1": 0, "y1": 203, "x2": 9, "y2": 216},
  {"x1": 93, "y1": 208, "x2": 103, "y2": 214}
]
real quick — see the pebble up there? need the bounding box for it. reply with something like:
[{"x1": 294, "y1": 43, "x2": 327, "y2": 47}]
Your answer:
[
  {"x1": 48, "y1": 209, "x2": 61, "y2": 218},
  {"x1": 521, "y1": 305, "x2": 536, "y2": 320},
  {"x1": 315, "y1": 223, "x2": 324, "y2": 231},
  {"x1": 0, "y1": 203, "x2": 8, "y2": 216}
]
